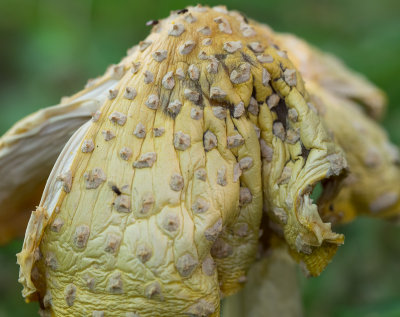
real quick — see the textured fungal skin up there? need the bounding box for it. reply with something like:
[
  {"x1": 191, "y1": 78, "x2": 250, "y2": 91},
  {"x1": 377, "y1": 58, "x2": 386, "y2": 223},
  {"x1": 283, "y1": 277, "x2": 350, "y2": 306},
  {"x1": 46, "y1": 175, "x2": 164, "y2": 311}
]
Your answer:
[
  {"x1": 305, "y1": 80, "x2": 400, "y2": 224},
  {"x1": 273, "y1": 34, "x2": 400, "y2": 224},
  {"x1": 8, "y1": 4, "x2": 398, "y2": 317}
]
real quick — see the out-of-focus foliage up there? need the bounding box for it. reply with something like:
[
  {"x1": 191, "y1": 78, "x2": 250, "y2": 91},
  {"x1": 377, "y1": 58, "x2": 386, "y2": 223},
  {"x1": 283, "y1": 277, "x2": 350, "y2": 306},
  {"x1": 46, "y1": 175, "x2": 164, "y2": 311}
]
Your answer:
[{"x1": 0, "y1": 0, "x2": 399, "y2": 316}]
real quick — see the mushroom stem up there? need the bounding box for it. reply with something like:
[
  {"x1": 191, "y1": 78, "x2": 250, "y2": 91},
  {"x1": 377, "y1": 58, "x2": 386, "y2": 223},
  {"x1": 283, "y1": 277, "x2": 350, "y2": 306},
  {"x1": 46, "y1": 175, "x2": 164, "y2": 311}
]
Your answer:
[{"x1": 221, "y1": 244, "x2": 302, "y2": 317}]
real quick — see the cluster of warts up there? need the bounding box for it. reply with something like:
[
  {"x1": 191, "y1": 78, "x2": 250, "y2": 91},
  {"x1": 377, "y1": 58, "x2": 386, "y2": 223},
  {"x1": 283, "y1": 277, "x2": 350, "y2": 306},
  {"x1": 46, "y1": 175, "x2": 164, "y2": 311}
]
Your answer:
[{"x1": 34, "y1": 5, "x2": 339, "y2": 317}]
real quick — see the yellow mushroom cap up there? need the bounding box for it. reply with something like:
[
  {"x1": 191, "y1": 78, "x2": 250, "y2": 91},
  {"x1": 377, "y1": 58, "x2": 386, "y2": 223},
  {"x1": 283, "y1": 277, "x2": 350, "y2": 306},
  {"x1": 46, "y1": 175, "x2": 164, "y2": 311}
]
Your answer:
[{"x1": 0, "y1": 4, "x2": 395, "y2": 317}]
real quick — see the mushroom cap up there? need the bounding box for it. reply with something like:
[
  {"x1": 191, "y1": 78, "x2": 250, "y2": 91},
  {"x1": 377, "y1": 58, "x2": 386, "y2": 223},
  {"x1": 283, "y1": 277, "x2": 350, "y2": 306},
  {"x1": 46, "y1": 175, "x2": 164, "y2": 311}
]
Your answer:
[
  {"x1": 1, "y1": 7, "x2": 393, "y2": 246},
  {"x1": 0, "y1": 3, "x2": 395, "y2": 316},
  {"x1": 275, "y1": 34, "x2": 399, "y2": 223},
  {"x1": 0, "y1": 70, "x2": 119, "y2": 244}
]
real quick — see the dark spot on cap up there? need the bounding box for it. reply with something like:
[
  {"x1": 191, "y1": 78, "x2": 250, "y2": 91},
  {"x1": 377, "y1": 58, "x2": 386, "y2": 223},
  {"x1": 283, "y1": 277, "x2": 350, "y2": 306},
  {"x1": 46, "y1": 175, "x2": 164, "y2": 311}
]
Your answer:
[
  {"x1": 214, "y1": 54, "x2": 227, "y2": 61},
  {"x1": 241, "y1": 52, "x2": 256, "y2": 66},
  {"x1": 227, "y1": 103, "x2": 236, "y2": 118},
  {"x1": 186, "y1": 80, "x2": 205, "y2": 108},
  {"x1": 301, "y1": 143, "x2": 311, "y2": 161},
  {"x1": 271, "y1": 97, "x2": 288, "y2": 130},
  {"x1": 251, "y1": 86, "x2": 257, "y2": 99}
]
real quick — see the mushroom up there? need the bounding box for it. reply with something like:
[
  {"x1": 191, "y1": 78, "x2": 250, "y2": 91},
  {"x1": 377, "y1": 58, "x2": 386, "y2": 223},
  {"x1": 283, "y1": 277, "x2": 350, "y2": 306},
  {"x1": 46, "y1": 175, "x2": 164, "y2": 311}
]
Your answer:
[{"x1": 0, "y1": 4, "x2": 398, "y2": 316}]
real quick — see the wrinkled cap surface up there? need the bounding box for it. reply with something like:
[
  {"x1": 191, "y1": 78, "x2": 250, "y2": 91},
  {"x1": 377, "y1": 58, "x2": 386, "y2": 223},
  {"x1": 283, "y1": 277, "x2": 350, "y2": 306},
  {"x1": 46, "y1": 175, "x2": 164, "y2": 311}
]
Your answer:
[{"x1": 1, "y1": 4, "x2": 395, "y2": 317}]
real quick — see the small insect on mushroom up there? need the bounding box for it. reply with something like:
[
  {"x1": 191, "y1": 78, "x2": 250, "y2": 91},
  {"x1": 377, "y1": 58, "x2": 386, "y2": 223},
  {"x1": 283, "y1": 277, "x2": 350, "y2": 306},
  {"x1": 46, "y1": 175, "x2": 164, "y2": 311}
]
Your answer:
[
  {"x1": 111, "y1": 185, "x2": 122, "y2": 196},
  {"x1": 146, "y1": 20, "x2": 159, "y2": 26},
  {"x1": 0, "y1": 4, "x2": 395, "y2": 317},
  {"x1": 176, "y1": 8, "x2": 189, "y2": 14}
]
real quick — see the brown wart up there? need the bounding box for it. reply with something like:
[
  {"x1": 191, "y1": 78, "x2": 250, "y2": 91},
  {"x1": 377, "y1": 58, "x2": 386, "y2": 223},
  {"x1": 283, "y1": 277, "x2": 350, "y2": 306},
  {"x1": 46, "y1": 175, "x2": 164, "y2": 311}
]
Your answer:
[
  {"x1": 104, "y1": 233, "x2": 122, "y2": 253},
  {"x1": 176, "y1": 253, "x2": 198, "y2": 277},
  {"x1": 107, "y1": 272, "x2": 123, "y2": 294},
  {"x1": 136, "y1": 243, "x2": 153, "y2": 263},
  {"x1": 84, "y1": 168, "x2": 106, "y2": 189},
  {"x1": 73, "y1": 225, "x2": 90, "y2": 248},
  {"x1": 204, "y1": 219, "x2": 222, "y2": 242},
  {"x1": 144, "y1": 281, "x2": 163, "y2": 301},
  {"x1": 83, "y1": 273, "x2": 95, "y2": 291},
  {"x1": 109, "y1": 112, "x2": 127, "y2": 126},
  {"x1": 114, "y1": 195, "x2": 131, "y2": 213},
  {"x1": 192, "y1": 198, "x2": 210, "y2": 214},
  {"x1": 64, "y1": 284, "x2": 76, "y2": 307},
  {"x1": 81, "y1": 140, "x2": 95, "y2": 153},
  {"x1": 161, "y1": 213, "x2": 180, "y2": 232},
  {"x1": 124, "y1": 87, "x2": 137, "y2": 100},
  {"x1": 120, "y1": 147, "x2": 133, "y2": 161},
  {"x1": 56, "y1": 170, "x2": 72, "y2": 193},
  {"x1": 133, "y1": 152, "x2": 157, "y2": 168}
]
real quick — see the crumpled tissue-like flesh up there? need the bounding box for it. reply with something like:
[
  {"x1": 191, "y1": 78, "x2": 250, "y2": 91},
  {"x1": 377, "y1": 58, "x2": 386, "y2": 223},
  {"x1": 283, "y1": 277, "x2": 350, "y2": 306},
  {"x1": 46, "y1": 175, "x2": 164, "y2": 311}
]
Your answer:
[{"x1": 0, "y1": 4, "x2": 395, "y2": 317}]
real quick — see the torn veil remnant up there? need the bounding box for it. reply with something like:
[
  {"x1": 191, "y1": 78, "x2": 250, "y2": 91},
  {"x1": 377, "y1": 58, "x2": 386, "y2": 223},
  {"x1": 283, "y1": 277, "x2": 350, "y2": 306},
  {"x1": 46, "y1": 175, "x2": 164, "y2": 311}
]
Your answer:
[{"x1": 0, "y1": 4, "x2": 397, "y2": 317}]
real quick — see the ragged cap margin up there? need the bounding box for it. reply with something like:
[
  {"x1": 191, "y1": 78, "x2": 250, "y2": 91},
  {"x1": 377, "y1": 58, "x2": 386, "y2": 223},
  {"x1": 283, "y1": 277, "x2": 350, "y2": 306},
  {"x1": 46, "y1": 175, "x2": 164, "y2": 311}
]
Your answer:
[{"x1": 12, "y1": 4, "x2": 355, "y2": 309}]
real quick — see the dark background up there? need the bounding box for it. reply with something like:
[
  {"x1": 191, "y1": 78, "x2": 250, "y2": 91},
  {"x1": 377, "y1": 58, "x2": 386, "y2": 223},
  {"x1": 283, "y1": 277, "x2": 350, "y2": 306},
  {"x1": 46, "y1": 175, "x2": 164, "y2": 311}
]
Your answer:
[{"x1": 0, "y1": 0, "x2": 399, "y2": 316}]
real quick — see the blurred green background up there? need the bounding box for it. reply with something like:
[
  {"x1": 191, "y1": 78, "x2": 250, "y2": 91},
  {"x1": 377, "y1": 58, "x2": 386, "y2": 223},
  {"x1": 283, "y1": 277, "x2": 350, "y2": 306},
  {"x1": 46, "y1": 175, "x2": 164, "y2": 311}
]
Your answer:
[{"x1": 0, "y1": 0, "x2": 399, "y2": 316}]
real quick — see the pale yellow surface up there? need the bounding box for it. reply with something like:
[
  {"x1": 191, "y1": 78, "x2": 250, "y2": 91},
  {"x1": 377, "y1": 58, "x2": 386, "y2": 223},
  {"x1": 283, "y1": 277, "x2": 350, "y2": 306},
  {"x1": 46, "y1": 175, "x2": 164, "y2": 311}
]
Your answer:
[
  {"x1": 0, "y1": 4, "x2": 394, "y2": 317},
  {"x1": 274, "y1": 34, "x2": 399, "y2": 223}
]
